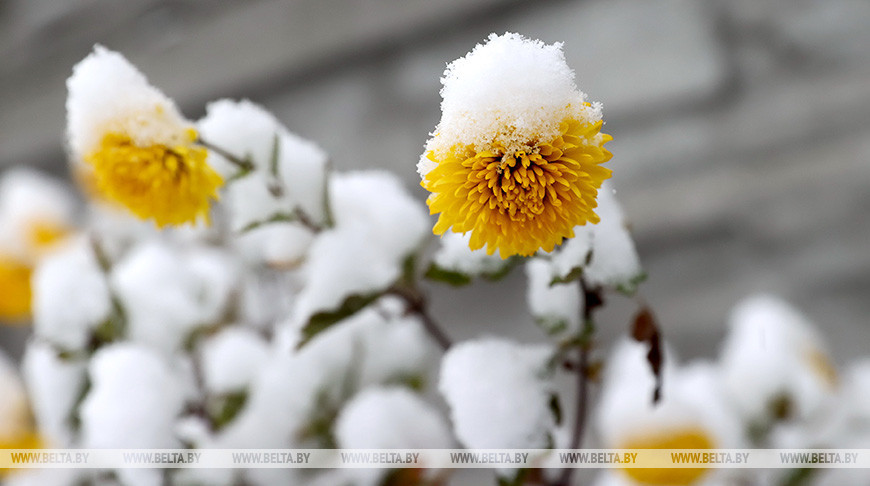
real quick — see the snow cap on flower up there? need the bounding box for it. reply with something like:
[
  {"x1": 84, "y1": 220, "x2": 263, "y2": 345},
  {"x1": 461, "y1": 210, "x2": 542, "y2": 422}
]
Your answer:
[
  {"x1": 66, "y1": 45, "x2": 222, "y2": 227},
  {"x1": 200, "y1": 327, "x2": 270, "y2": 395},
  {"x1": 439, "y1": 338, "x2": 554, "y2": 449},
  {"x1": 421, "y1": 32, "x2": 602, "y2": 168},
  {"x1": 719, "y1": 295, "x2": 838, "y2": 424},
  {"x1": 420, "y1": 33, "x2": 612, "y2": 257},
  {"x1": 198, "y1": 99, "x2": 329, "y2": 230}
]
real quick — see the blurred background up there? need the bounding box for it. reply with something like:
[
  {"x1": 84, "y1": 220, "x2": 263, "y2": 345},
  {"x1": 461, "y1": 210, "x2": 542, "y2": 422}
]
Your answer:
[{"x1": 1, "y1": 0, "x2": 869, "y2": 365}]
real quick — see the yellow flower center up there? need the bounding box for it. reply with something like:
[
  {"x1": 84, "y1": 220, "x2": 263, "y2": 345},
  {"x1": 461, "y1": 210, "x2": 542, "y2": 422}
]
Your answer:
[
  {"x1": 620, "y1": 427, "x2": 715, "y2": 486},
  {"x1": 0, "y1": 255, "x2": 33, "y2": 322},
  {"x1": 85, "y1": 131, "x2": 223, "y2": 227},
  {"x1": 422, "y1": 118, "x2": 612, "y2": 257}
]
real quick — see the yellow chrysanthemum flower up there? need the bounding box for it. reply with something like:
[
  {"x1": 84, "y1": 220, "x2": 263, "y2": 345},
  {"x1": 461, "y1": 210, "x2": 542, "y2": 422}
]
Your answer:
[
  {"x1": 419, "y1": 33, "x2": 613, "y2": 257},
  {"x1": 0, "y1": 255, "x2": 32, "y2": 322},
  {"x1": 423, "y1": 118, "x2": 611, "y2": 257},
  {"x1": 620, "y1": 427, "x2": 715, "y2": 485},
  {"x1": 67, "y1": 46, "x2": 223, "y2": 227},
  {"x1": 85, "y1": 129, "x2": 221, "y2": 227}
]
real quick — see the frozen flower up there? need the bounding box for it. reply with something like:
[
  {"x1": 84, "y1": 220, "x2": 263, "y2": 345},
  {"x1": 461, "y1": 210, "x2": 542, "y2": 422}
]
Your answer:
[
  {"x1": 0, "y1": 169, "x2": 76, "y2": 322},
  {"x1": 719, "y1": 295, "x2": 838, "y2": 426},
  {"x1": 420, "y1": 33, "x2": 612, "y2": 257},
  {"x1": 596, "y1": 340, "x2": 744, "y2": 486},
  {"x1": 66, "y1": 45, "x2": 222, "y2": 227}
]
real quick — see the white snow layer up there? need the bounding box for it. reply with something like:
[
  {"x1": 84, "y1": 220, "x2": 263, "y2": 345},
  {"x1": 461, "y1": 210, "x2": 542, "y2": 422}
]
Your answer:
[
  {"x1": 21, "y1": 342, "x2": 87, "y2": 447},
  {"x1": 549, "y1": 183, "x2": 642, "y2": 289},
  {"x1": 33, "y1": 236, "x2": 112, "y2": 351},
  {"x1": 431, "y1": 230, "x2": 512, "y2": 275},
  {"x1": 79, "y1": 344, "x2": 186, "y2": 449},
  {"x1": 111, "y1": 240, "x2": 237, "y2": 354},
  {"x1": 526, "y1": 258, "x2": 581, "y2": 335},
  {"x1": 719, "y1": 295, "x2": 838, "y2": 423},
  {"x1": 197, "y1": 99, "x2": 329, "y2": 229},
  {"x1": 66, "y1": 45, "x2": 194, "y2": 160},
  {"x1": 439, "y1": 338, "x2": 554, "y2": 449},
  {"x1": 420, "y1": 32, "x2": 602, "y2": 175},
  {"x1": 293, "y1": 171, "x2": 428, "y2": 323},
  {"x1": 201, "y1": 327, "x2": 269, "y2": 394}
]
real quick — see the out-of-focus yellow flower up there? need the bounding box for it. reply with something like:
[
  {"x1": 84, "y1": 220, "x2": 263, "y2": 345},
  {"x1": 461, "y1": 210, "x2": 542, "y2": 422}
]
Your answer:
[
  {"x1": 86, "y1": 129, "x2": 221, "y2": 226},
  {"x1": 619, "y1": 427, "x2": 714, "y2": 485},
  {"x1": 0, "y1": 170, "x2": 75, "y2": 323},
  {"x1": 423, "y1": 118, "x2": 611, "y2": 257},
  {"x1": 67, "y1": 46, "x2": 222, "y2": 227}
]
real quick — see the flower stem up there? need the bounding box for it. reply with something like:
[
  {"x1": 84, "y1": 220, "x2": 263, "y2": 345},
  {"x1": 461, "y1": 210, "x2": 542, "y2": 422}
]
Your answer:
[
  {"x1": 198, "y1": 138, "x2": 255, "y2": 172},
  {"x1": 389, "y1": 285, "x2": 452, "y2": 351},
  {"x1": 555, "y1": 278, "x2": 602, "y2": 486}
]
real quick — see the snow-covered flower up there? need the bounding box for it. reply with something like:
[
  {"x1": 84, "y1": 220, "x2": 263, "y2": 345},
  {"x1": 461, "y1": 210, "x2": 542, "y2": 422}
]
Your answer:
[
  {"x1": 21, "y1": 343, "x2": 87, "y2": 447},
  {"x1": 719, "y1": 295, "x2": 838, "y2": 427},
  {"x1": 420, "y1": 33, "x2": 612, "y2": 257},
  {"x1": 0, "y1": 169, "x2": 76, "y2": 322},
  {"x1": 66, "y1": 45, "x2": 222, "y2": 227},
  {"x1": 596, "y1": 340, "x2": 744, "y2": 486}
]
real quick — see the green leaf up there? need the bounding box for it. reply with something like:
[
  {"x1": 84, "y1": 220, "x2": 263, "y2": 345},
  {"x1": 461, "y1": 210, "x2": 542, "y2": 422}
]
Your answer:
[
  {"x1": 210, "y1": 391, "x2": 248, "y2": 430},
  {"x1": 424, "y1": 263, "x2": 472, "y2": 287},
  {"x1": 298, "y1": 292, "x2": 381, "y2": 348},
  {"x1": 482, "y1": 255, "x2": 521, "y2": 282},
  {"x1": 616, "y1": 271, "x2": 648, "y2": 296},
  {"x1": 549, "y1": 265, "x2": 584, "y2": 285}
]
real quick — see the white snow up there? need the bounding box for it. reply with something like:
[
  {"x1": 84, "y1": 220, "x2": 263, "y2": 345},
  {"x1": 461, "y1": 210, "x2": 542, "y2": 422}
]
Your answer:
[
  {"x1": 0, "y1": 168, "x2": 76, "y2": 261},
  {"x1": 525, "y1": 258, "x2": 581, "y2": 335},
  {"x1": 548, "y1": 183, "x2": 643, "y2": 290},
  {"x1": 201, "y1": 327, "x2": 269, "y2": 394},
  {"x1": 439, "y1": 338, "x2": 554, "y2": 449},
  {"x1": 431, "y1": 230, "x2": 512, "y2": 276},
  {"x1": 111, "y1": 240, "x2": 238, "y2": 354},
  {"x1": 79, "y1": 343, "x2": 186, "y2": 449},
  {"x1": 336, "y1": 386, "x2": 453, "y2": 449},
  {"x1": 197, "y1": 99, "x2": 329, "y2": 228},
  {"x1": 66, "y1": 45, "x2": 194, "y2": 161},
  {"x1": 595, "y1": 339, "x2": 744, "y2": 452},
  {"x1": 21, "y1": 342, "x2": 87, "y2": 447},
  {"x1": 32, "y1": 236, "x2": 112, "y2": 351},
  {"x1": 293, "y1": 171, "x2": 428, "y2": 323},
  {"x1": 0, "y1": 351, "x2": 30, "y2": 443},
  {"x1": 719, "y1": 295, "x2": 838, "y2": 423},
  {"x1": 421, "y1": 32, "x2": 603, "y2": 175}
]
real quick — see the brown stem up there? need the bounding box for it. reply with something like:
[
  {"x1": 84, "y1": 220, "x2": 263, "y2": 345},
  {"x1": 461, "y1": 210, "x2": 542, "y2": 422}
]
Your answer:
[
  {"x1": 554, "y1": 279, "x2": 602, "y2": 486},
  {"x1": 389, "y1": 286, "x2": 452, "y2": 351}
]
